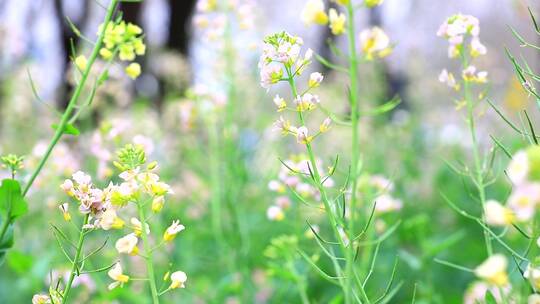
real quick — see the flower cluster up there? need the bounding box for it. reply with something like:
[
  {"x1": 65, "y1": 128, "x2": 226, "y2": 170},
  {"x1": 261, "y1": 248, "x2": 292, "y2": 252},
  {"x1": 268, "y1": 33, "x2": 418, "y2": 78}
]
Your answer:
[
  {"x1": 498, "y1": 146, "x2": 540, "y2": 223},
  {"x1": 267, "y1": 155, "x2": 334, "y2": 221},
  {"x1": 437, "y1": 14, "x2": 487, "y2": 59},
  {"x1": 1, "y1": 153, "x2": 24, "y2": 176},
  {"x1": 437, "y1": 14, "x2": 488, "y2": 107},
  {"x1": 481, "y1": 146, "x2": 540, "y2": 227},
  {"x1": 259, "y1": 32, "x2": 332, "y2": 144},
  {"x1": 100, "y1": 21, "x2": 145, "y2": 79},
  {"x1": 301, "y1": 0, "x2": 391, "y2": 59}
]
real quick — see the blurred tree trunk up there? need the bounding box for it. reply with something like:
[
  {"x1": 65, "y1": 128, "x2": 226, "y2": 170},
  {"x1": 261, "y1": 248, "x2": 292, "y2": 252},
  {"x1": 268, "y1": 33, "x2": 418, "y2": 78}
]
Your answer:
[
  {"x1": 54, "y1": 0, "x2": 91, "y2": 109},
  {"x1": 167, "y1": 0, "x2": 196, "y2": 55}
]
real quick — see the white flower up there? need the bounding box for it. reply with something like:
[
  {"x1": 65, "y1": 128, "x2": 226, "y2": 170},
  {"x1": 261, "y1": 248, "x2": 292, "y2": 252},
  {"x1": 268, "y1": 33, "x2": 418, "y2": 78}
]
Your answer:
[
  {"x1": 484, "y1": 200, "x2": 514, "y2": 226},
  {"x1": 108, "y1": 262, "x2": 129, "y2": 290},
  {"x1": 170, "y1": 271, "x2": 188, "y2": 289},
  {"x1": 438, "y1": 69, "x2": 458, "y2": 89},
  {"x1": 163, "y1": 220, "x2": 185, "y2": 242},
  {"x1": 130, "y1": 217, "x2": 150, "y2": 236},
  {"x1": 301, "y1": 0, "x2": 328, "y2": 25},
  {"x1": 474, "y1": 254, "x2": 508, "y2": 286},
  {"x1": 470, "y1": 38, "x2": 487, "y2": 57},
  {"x1": 267, "y1": 205, "x2": 284, "y2": 221},
  {"x1": 525, "y1": 263, "x2": 540, "y2": 289},
  {"x1": 72, "y1": 171, "x2": 91, "y2": 185},
  {"x1": 508, "y1": 151, "x2": 529, "y2": 185},
  {"x1": 115, "y1": 233, "x2": 139, "y2": 255},
  {"x1": 507, "y1": 183, "x2": 540, "y2": 222},
  {"x1": 308, "y1": 72, "x2": 324, "y2": 87},
  {"x1": 60, "y1": 179, "x2": 74, "y2": 193},
  {"x1": 296, "y1": 126, "x2": 311, "y2": 144},
  {"x1": 99, "y1": 209, "x2": 124, "y2": 230},
  {"x1": 374, "y1": 194, "x2": 402, "y2": 213},
  {"x1": 273, "y1": 94, "x2": 287, "y2": 111},
  {"x1": 32, "y1": 294, "x2": 51, "y2": 304},
  {"x1": 529, "y1": 294, "x2": 540, "y2": 304}
]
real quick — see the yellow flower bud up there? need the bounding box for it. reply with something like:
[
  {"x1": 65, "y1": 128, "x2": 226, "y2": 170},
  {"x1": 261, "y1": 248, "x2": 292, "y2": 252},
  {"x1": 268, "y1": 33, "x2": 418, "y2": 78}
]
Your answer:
[
  {"x1": 125, "y1": 63, "x2": 141, "y2": 80},
  {"x1": 99, "y1": 48, "x2": 113, "y2": 60},
  {"x1": 74, "y1": 55, "x2": 87, "y2": 71},
  {"x1": 152, "y1": 196, "x2": 165, "y2": 213}
]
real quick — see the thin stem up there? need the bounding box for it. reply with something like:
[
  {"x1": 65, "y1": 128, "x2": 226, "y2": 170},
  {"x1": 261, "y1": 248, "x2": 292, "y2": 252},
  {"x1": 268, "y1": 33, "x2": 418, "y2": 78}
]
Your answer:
[
  {"x1": 21, "y1": 0, "x2": 118, "y2": 197},
  {"x1": 137, "y1": 200, "x2": 160, "y2": 304},
  {"x1": 286, "y1": 67, "x2": 369, "y2": 303},
  {"x1": 345, "y1": 2, "x2": 364, "y2": 304},
  {"x1": 62, "y1": 214, "x2": 89, "y2": 304},
  {"x1": 462, "y1": 55, "x2": 493, "y2": 256}
]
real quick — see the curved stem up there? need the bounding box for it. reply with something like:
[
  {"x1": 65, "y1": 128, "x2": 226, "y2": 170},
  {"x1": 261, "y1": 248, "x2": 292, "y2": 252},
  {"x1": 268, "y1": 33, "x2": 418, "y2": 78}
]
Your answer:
[
  {"x1": 137, "y1": 201, "x2": 160, "y2": 304},
  {"x1": 62, "y1": 214, "x2": 89, "y2": 304},
  {"x1": 21, "y1": 0, "x2": 118, "y2": 197}
]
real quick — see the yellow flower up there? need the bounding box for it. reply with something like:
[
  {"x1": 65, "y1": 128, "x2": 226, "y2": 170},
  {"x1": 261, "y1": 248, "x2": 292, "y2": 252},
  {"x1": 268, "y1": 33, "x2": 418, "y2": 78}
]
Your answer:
[
  {"x1": 74, "y1": 55, "x2": 87, "y2": 71},
  {"x1": 152, "y1": 196, "x2": 165, "y2": 213},
  {"x1": 130, "y1": 217, "x2": 149, "y2": 236},
  {"x1": 119, "y1": 44, "x2": 136, "y2": 61},
  {"x1": 328, "y1": 8, "x2": 346, "y2": 35},
  {"x1": 169, "y1": 271, "x2": 188, "y2": 289},
  {"x1": 115, "y1": 233, "x2": 139, "y2": 255},
  {"x1": 365, "y1": 0, "x2": 384, "y2": 7},
  {"x1": 126, "y1": 23, "x2": 142, "y2": 36},
  {"x1": 301, "y1": 0, "x2": 328, "y2": 25},
  {"x1": 484, "y1": 200, "x2": 514, "y2": 226},
  {"x1": 474, "y1": 254, "x2": 509, "y2": 286},
  {"x1": 99, "y1": 48, "x2": 113, "y2": 60},
  {"x1": 163, "y1": 220, "x2": 185, "y2": 242},
  {"x1": 108, "y1": 262, "x2": 130, "y2": 290},
  {"x1": 99, "y1": 209, "x2": 125, "y2": 230},
  {"x1": 59, "y1": 203, "x2": 71, "y2": 222},
  {"x1": 359, "y1": 27, "x2": 392, "y2": 60},
  {"x1": 332, "y1": 0, "x2": 349, "y2": 5},
  {"x1": 125, "y1": 63, "x2": 141, "y2": 79}
]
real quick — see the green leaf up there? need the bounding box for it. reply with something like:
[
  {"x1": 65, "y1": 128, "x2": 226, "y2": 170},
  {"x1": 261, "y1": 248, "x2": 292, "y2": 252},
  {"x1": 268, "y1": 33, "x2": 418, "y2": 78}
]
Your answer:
[
  {"x1": 484, "y1": 290, "x2": 497, "y2": 304},
  {"x1": 0, "y1": 179, "x2": 28, "y2": 220},
  {"x1": 7, "y1": 250, "x2": 33, "y2": 274},
  {"x1": 51, "y1": 123, "x2": 80, "y2": 136}
]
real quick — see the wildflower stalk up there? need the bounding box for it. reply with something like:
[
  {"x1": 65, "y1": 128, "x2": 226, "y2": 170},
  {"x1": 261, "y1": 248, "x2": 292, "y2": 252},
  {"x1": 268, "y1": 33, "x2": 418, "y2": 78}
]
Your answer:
[
  {"x1": 285, "y1": 67, "x2": 370, "y2": 304},
  {"x1": 345, "y1": 2, "x2": 362, "y2": 303},
  {"x1": 461, "y1": 54, "x2": 493, "y2": 256},
  {"x1": 21, "y1": 0, "x2": 118, "y2": 197},
  {"x1": 62, "y1": 214, "x2": 89, "y2": 304},
  {"x1": 137, "y1": 200, "x2": 160, "y2": 304},
  {"x1": 222, "y1": 8, "x2": 253, "y2": 299}
]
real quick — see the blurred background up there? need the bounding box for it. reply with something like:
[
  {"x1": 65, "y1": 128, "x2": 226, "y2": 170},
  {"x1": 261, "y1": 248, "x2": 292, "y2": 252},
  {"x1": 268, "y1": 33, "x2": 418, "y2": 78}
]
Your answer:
[{"x1": 0, "y1": 0, "x2": 539, "y2": 303}]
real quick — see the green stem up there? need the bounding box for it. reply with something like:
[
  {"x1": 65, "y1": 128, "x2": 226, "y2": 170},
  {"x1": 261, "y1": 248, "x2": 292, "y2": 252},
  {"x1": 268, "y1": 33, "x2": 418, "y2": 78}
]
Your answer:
[
  {"x1": 137, "y1": 201, "x2": 160, "y2": 304},
  {"x1": 462, "y1": 56, "x2": 492, "y2": 256},
  {"x1": 286, "y1": 67, "x2": 369, "y2": 303},
  {"x1": 345, "y1": 2, "x2": 364, "y2": 304},
  {"x1": 62, "y1": 214, "x2": 89, "y2": 304},
  {"x1": 21, "y1": 0, "x2": 118, "y2": 197}
]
